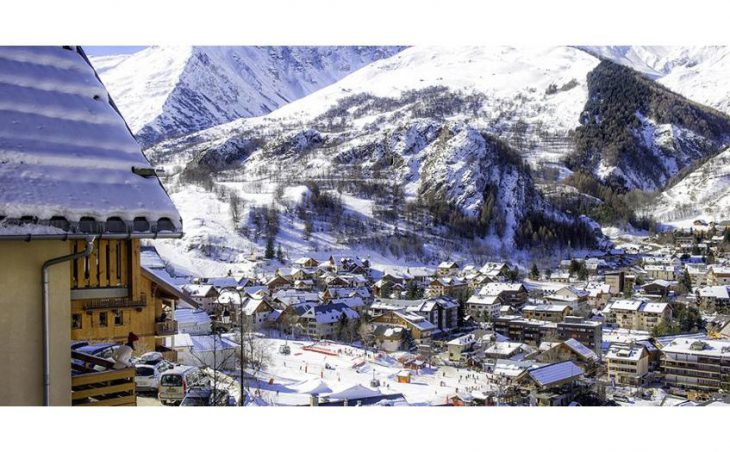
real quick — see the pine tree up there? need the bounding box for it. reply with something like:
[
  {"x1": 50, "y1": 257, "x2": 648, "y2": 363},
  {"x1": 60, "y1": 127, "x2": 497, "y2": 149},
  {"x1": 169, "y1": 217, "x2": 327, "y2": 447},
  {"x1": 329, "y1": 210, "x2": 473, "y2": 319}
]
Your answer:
[
  {"x1": 680, "y1": 268, "x2": 692, "y2": 293},
  {"x1": 276, "y1": 244, "x2": 284, "y2": 263},
  {"x1": 529, "y1": 263, "x2": 540, "y2": 280},
  {"x1": 265, "y1": 236, "x2": 275, "y2": 259}
]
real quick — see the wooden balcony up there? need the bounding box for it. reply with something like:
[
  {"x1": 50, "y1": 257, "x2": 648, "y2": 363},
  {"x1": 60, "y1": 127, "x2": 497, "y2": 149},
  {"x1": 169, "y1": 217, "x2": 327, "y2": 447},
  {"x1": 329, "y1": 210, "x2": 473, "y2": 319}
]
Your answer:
[
  {"x1": 155, "y1": 319, "x2": 178, "y2": 336},
  {"x1": 71, "y1": 351, "x2": 136, "y2": 406},
  {"x1": 81, "y1": 294, "x2": 147, "y2": 312}
]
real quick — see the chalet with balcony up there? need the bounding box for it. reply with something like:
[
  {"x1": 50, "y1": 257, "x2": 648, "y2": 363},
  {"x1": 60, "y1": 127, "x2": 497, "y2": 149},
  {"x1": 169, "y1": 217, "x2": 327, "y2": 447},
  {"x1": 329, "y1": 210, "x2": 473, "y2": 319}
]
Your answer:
[{"x1": 0, "y1": 46, "x2": 182, "y2": 406}]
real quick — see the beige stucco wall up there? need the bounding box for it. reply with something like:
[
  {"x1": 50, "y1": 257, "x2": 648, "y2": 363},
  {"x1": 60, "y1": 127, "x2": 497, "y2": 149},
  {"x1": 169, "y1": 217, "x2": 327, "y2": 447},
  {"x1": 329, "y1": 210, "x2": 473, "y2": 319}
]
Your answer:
[{"x1": 0, "y1": 240, "x2": 72, "y2": 406}]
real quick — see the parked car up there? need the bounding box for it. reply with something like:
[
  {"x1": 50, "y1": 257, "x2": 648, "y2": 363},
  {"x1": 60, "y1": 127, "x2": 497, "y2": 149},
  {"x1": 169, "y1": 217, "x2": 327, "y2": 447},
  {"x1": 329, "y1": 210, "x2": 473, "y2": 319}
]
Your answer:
[
  {"x1": 158, "y1": 366, "x2": 209, "y2": 405},
  {"x1": 138, "y1": 351, "x2": 165, "y2": 366},
  {"x1": 180, "y1": 387, "x2": 235, "y2": 406},
  {"x1": 135, "y1": 360, "x2": 175, "y2": 393}
]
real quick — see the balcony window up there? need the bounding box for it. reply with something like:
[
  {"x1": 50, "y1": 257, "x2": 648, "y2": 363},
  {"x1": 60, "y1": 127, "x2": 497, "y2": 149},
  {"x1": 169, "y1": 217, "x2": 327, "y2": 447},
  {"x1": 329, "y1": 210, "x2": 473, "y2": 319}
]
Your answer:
[
  {"x1": 114, "y1": 310, "x2": 124, "y2": 326},
  {"x1": 99, "y1": 312, "x2": 108, "y2": 327},
  {"x1": 72, "y1": 313, "x2": 82, "y2": 329}
]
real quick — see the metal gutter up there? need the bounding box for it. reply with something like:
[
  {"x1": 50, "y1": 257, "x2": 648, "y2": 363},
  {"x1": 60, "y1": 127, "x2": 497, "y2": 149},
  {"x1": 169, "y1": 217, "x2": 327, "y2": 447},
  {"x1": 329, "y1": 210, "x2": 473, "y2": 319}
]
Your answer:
[
  {"x1": 0, "y1": 231, "x2": 183, "y2": 241},
  {"x1": 40, "y1": 236, "x2": 96, "y2": 406}
]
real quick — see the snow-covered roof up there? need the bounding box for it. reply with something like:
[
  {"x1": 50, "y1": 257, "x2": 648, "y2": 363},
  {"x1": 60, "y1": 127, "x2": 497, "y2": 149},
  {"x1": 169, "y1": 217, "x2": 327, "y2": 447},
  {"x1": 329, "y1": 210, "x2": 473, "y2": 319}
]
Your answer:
[
  {"x1": 291, "y1": 378, "x2": 332, "y2": 395},
  {"x1": 164, "y1": 333, "x2": 193, "y2": 348},
  {"x1": 562, "y1": 338, "x2": 599, "y2": 362},
  {"x1": 605, "y1": 344, "x2": 645, "y2": 361},
  {"x1": 527, "y1": 361, "x2": 583, "y2": 387},
  {"x1": 182, "y1": 284, "x2": 217, "y2": 298},
  {"x1": 641, "y1": 302, "x2": 670, "y2": 314},
  {"x1": 485, "y1": 341, "x2": 523, "y2": 356},
  {"x1": 523, "y1": 304, "x2": 569, "y2": 313},
  {"x1": 709, "y1": 266, "x2": 730, "y2": 275},
  {"x1": 0, "y1": 46, "x2": 181, "y2": 238},
  {"x1": 608, "y1": 299, "x2": 643, "y2": 312},
  {"x1": 303, "y1": 302, "x2": 359, "y2": 324},
  {"x1": 326, "y1": 384, "x2": 381, "y2": 401},
  {"x1": 479, "y1": 282, "x2": 524, "y2": 296},
  {"x1": 190, "y1": 334, "x2": 238, "y2": 353},
  {"x1": 175, "y1": 308, "x2": 211, "y2": 325},
  {"x1": 447, "y1": 333, "x2": 476, "y2": 346},
  {"x1": 662, "y1": 338, "x2": 730, "y2": 358},
  {"x1": 697, "y1": 286, "x2": 730, "y2": 299},
  {"x1": 466, "y1": 294, "x2": 501, "y2": 306}
]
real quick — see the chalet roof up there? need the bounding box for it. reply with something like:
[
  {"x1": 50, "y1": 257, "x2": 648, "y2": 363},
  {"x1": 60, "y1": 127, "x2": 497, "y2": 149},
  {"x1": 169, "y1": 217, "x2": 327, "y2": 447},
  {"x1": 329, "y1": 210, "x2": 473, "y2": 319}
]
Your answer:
[
  {"x1": 523, "y1": 304, "x2": 569, "y2": 313},
  {"x1": 527, "y1": 361, "x2": 583, "y2": 387},
  {"x1": 562, "y1": 338, "x2": 599, "y2": 362},
  {"x1": 175, "y1": 308, "x2": 211, "y2": 326},
  {"x1": 466, "y1": 294, "x2": 501, "y2": 306},
  {"x1": 697, "y1": 286, "x2": 730, "y2": 299},
  {"x1": 479, "y1": 282, "x2": 525, "y2": 296},
  {"x1": 182, "y1": 284, "x2": 217, "y2": 298},
  {"x1": 0, "y1": 46, "x2": 181, "y2": 239}
]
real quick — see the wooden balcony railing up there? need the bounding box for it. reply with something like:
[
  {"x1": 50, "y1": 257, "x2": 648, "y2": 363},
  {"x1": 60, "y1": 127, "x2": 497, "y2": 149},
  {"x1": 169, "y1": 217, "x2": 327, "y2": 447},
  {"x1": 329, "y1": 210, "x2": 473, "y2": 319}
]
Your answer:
[
  {"x1": 155, "y1": 319, "x2": 178, "y2": 336},
  {"x1": 71, "y1": 351, "x2": 136, "y2": 406},
  {"x1": 81, "y1": 294, "x2": 147, "y2": 312}
]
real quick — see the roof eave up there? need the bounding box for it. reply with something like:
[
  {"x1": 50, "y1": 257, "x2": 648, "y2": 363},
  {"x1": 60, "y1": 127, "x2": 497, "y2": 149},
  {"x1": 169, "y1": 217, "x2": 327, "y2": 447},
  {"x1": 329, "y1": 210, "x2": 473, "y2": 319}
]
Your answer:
[{"x1": 0, "y1": 231, "x2": 183, "y2": 241}]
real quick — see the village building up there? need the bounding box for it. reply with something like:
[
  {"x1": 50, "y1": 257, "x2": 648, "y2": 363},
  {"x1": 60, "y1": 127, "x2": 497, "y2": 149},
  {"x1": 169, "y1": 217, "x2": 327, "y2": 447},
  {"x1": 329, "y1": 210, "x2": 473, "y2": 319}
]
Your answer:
[
  {"x1": 424, "y1": 276, "x2": 469, "y2": 299},
  {"x1": 436, "y1": 261, "x2": 460, "y2": 277},
  {"x1": 266, "y1": 274, "x2": 293, "y2": 292},
  {"x1": 519, "y1": 361, "x2": 585, "y2": 406},
  {"x1": 602, "y1": 299, "x2": 672, "y2": 331},
  {"x1": 369, "y1": 297, "x2": 459, "y2": 333},
  {"x1": 479, "y1": 282, "x2": 528, "y2": 308},
  {"x1": 278, "y1": 302, "x2": 359, "y2": 340},
  {"x1": 556, "y1": 317, "x2": 603, "y2": 355},
  {"x1": 294, "y1": 257, "x2": 320, "y2": 268},
  {"x1": 644, "y1": 265, "x2": 676, "y2": 281},
  {"x1": 583, "y1": 282, "x2": 612, "y2": 308},
  {"x1": 479, "y1": 262, "x2": 511, "y2": 281},
  {"x1": 661, "y1": 339, "x2": 730, "y2": 392},
  {"x1": 696, "y1": 286, "x2": 730, "y2": 312},
  {"x1": 522, "y1": 304, "x2": 572, "y2": 322},
  {"x1": 605, "y1": 343, "x2": 649, "y2": 386},
  {"x1": 604, "y1": 271, "x2": 626, "y2": 295},
  {"x1": 707, "y1": 266, "x2": 730, "y2": 286},
  {"x1": 182, "y1": 284, "x2": 219, "y2": 312},
  {"x1": 446, "y1": 333, "x2": 479, "y2": 364},
  {"x1": 369, "y1": 310, "x2": 436, "y2": 342},
  {"x1": 175, "y1": 308, "x2": 213, "y2": 336},
  {"x1": 465, "y1": 294, "x2": 503, "y2": 321},
  {"x1": 641, "y1": 280, "x2": 671, "y2": 298},
  {"x1": 537, "y1": 338, "x2": 599, "y2": 370}
]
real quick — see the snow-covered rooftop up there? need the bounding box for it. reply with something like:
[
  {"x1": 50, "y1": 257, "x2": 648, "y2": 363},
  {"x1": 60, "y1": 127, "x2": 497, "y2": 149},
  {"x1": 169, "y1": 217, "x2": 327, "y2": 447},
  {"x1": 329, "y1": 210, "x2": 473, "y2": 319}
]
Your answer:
[{"x1": 0, "y1": 46, "x2": 181, "y2": 238}]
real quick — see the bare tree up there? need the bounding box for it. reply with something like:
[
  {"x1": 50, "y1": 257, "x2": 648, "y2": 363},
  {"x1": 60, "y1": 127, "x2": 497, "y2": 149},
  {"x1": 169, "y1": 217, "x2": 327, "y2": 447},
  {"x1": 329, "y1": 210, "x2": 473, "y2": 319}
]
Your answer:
[
  {"x1": 187, "y1": 332, "x2": 239, "y2": 403},
  {"x1": 232, "y1": 317, "x2": 271, "y2": 406}
]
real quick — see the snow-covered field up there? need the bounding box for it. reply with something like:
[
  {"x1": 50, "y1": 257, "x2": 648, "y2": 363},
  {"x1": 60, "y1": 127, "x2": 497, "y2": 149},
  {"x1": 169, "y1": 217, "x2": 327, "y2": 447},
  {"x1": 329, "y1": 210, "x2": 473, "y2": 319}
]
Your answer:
[{"x1": 246, "y1": 337, "x2": 498, "y2": 406}]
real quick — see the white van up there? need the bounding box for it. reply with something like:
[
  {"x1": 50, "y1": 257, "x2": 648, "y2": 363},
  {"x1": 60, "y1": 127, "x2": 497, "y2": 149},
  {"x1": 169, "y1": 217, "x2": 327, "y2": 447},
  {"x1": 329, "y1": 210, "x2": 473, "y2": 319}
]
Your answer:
[{"x1": 158, "y1": 366, "x2": 208, "y2": 405}]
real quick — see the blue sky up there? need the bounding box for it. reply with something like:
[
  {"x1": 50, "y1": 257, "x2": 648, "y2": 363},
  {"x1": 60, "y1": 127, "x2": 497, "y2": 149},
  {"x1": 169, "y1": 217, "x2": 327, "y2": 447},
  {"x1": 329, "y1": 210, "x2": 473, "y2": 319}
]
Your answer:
[{"x1": 84, "y1": 46, "x2": 148, "y2": 57}]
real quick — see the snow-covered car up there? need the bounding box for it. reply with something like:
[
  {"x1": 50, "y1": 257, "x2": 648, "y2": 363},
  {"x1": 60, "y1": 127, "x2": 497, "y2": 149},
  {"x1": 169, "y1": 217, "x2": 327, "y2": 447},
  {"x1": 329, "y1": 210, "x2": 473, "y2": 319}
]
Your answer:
[
  {"x1": 135, "y1": 361, "x2": 175, "y2": 393},
  {"x1": 180, "y1": 387, "x2": 235, "y2": 406}
]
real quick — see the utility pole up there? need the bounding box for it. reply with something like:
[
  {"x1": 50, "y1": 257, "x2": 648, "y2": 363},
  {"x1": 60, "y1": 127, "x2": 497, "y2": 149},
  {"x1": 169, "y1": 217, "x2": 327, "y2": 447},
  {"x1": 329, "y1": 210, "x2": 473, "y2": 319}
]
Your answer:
[{"x1": 217, "y1": 287, "x2": 245, "y2": 406}]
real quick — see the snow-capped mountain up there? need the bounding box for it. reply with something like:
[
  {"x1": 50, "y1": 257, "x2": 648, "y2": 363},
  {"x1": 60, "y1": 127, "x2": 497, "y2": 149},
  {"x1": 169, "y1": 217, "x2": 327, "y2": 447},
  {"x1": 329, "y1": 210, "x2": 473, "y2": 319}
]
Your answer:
[
  {"x1": 582, "y1": 46, "x2": 730, "y2": 116},
  {"x1": 111, "y1": 45, "x2": 730, "y2": 268},
  {"x1": 90, "y1": 46, "x2": 404, "y2": 146}
]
